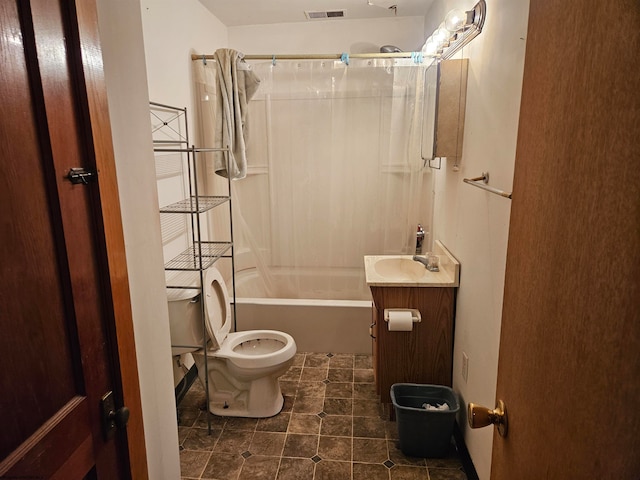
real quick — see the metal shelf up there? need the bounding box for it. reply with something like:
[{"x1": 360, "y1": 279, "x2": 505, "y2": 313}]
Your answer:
[
  {"x1": 159, "y1": 196, "x2": 229, "y2": 214},
  {"x1": 164, "y1": 241, "x2": 232, "y2": 271},
  {"x1": 151, "y1": 101, "x2": 237, "y2": 435}
]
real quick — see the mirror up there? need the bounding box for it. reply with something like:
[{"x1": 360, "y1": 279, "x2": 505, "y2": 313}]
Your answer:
[
  {"x1": 421, "y1": 63, "x2": 439, "y2": 166},
  {"x1": 422, "y1": 59, "x2": 470, "y2": 169}
]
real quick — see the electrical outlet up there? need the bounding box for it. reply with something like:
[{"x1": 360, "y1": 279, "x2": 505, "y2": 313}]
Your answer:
[{"x1": 462, "y1": 352, "x2": 469, "y2": 383}]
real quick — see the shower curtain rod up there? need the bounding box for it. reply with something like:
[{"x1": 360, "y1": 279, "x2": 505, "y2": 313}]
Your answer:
[{"x1": 191, "y1": 52, "x2": 417, "y2": 61}]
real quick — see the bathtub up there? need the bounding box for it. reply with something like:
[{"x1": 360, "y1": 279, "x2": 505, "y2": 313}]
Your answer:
[{"x1": 232, "y1": 267, "x2": 373, "y2": 354}]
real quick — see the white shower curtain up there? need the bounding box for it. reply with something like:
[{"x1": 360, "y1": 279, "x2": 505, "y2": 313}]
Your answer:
[{"x1": 197, "y1": 57, "x2": 434, "y2": 300}]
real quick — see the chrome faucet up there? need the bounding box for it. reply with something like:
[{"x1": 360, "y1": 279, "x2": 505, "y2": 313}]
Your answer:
[
  {"x1": 412, "y1": 255, "x2": 429, "y2": 267},
  {"x1": 416, "y1": 224, "x2": 425, "y2": 255},
  {"x1": 413, "y1": 252, "x2": 440, "y2": 272}
]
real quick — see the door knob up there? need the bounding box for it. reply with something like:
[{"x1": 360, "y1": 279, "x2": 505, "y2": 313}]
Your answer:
[
  {"x1": 468, "y1": 399, "x2": 508, "y2": 437},
  {"x1": 109, "y1": 405, "x2": 131, "y2": 429},
  {"x1": 101, "y1": 391, "x2": 130, "y2": 440}
]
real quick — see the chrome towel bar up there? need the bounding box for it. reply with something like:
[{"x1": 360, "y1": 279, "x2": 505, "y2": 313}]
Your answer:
[{"x1": 463, "y1": 172, "x2": 512, "y2": 199}]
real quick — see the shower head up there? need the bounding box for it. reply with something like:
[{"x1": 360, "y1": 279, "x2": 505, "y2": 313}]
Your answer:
[{"x1": 380, "y1": 45, "x2": 402, "y2": 53}]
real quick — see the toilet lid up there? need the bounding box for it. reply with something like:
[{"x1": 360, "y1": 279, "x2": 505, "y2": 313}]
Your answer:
[{"x1": 204, "y1": 266, "x2": 232, "y2": 349}]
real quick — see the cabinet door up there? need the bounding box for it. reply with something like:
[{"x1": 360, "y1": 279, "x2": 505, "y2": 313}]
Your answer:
[{"x1": 370, "y1": 287, "x2": 455, "y2": 404}]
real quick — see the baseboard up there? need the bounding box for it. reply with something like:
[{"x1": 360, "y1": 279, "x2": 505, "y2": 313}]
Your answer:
[{"x1": 453, "y1": 421, "x2": 480, "y2": 480}]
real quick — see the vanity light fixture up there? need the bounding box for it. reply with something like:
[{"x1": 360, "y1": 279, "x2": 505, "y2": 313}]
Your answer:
[{"x1": 422, "y1": 0, "x2": 486, "y2": 60}]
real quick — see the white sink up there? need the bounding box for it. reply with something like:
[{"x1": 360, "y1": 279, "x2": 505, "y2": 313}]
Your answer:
[
  {"x1": 364, "y1": 240, "x2": 460, "y2": 287},
  {"x1": 373, "y1": 257, "x2": 427, "y2": 281}
]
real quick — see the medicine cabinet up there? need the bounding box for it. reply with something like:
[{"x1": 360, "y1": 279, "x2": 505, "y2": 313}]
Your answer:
[{"x1": 423, "y1": 59, "x2": 469, "y2": 167}]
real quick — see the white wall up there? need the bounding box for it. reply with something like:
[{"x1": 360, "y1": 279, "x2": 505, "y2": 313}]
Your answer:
[
  {"x1": 228, "y1": 16, "x2": 425, "y2": 54},
  {"x1": 96, "y1": 1, "x2": 229, "y2": 478},
  {"x1": 140, "y1": 0, "x2": 228, "y2": 128},
  {"x1": 95, "y1": 1, "x2": 180, "y2": 478},
  {"x1": 139, "y1": 0, "x2": 229, "y2": 383},
  {"x1": 426, "y1": 0, "x2": 530, "y2": 478}
]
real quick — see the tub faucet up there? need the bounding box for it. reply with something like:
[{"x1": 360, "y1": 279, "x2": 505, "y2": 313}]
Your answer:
[{"x1": 415, "y1": 224, "x2": 425, "y2": 255}]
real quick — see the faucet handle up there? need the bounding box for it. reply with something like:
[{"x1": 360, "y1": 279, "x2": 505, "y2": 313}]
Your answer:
[{"x1": 416, "y1": 224, "x2": 425, "y2": 255}]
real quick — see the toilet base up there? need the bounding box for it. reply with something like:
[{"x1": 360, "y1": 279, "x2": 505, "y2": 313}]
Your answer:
[
  {"x1": 193, "y1": 353, "x2": 292, "y2": 418},
  {"x1": 207, "y1": 389, "x2": 285, "y2": 418}
]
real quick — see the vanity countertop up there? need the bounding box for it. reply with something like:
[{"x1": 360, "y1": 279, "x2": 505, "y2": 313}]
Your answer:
[{"x1": 364, "y1": 240, "x2": 460, "y2": 287}]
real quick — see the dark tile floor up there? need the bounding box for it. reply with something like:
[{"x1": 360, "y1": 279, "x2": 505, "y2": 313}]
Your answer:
[{"x1": 178, "y1": 352, "x2": 467, "y2": 479}]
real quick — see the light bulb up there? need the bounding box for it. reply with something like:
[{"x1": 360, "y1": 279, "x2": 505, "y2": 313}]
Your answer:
[
  {"x1": 422, "y1": 37, "x2": 438, "y2": 57},
  {"x1": 444, "y1": 8, "x2": 466, "y2": 32},
  {"x1": 432, "y1": 27, "x2": 450, "y2": 48}
]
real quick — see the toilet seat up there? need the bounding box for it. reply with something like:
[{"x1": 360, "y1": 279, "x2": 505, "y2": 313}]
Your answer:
[
  {"x1": 203, "y1": 267, "x2": 294, "y2": 368},
  {"x1": 216, "y1": 330, "x2": 296, "y2": 369},
  {"x1": 203, "y1": 266, "x2": 232, "y2": 349}
]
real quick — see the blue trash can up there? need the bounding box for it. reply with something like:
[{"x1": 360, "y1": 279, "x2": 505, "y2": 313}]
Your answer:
[{"x1": 391, "y1": 383, "x2": 459, "y2": 458}]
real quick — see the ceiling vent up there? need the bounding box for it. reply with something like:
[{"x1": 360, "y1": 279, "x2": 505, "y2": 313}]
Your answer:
[{"x1": 304, "y1": 9, "x2": 346, "y2": 20}]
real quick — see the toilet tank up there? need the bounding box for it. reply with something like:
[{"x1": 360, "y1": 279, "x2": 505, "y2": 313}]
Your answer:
[{"x1": 167, "y1": 288, "x2": 205, "y2": 355}]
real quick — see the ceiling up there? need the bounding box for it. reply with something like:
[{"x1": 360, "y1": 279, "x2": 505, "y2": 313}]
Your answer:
[{"x1": 198, "y1": 0, "x2": 433, "y2": 27}]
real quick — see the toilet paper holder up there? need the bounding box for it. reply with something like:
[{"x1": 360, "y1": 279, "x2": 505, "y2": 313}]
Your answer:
[{"x1": 384, "y1": 309, "x2": 421, "y2": 323}]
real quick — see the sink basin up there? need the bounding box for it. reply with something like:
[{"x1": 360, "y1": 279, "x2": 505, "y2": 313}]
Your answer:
[
  {"x1": 364, "y1": 240, "x2": 460, "y2": 287},
  {"x1": 373, "y1": 258, "x2": 427, "y2": 281}
]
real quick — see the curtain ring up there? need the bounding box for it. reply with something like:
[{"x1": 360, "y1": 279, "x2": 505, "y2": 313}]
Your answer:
[
  {"x1": 272, "y1": 55, "x2": 276, "y2": 66},
  {"x1": 202, "y1": 54, "x2": 207, "y2": 65},
  {"x1": 340, "y1": 53, "x2": 349, "y2": 65}
]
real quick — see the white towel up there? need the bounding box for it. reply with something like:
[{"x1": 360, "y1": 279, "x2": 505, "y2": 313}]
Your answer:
[{"x1": 213, "y1": 49, "x2": 261, "y2": 179}]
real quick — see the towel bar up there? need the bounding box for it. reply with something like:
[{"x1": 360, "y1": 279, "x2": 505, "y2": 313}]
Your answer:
[{"x1": 463, "y1": 172, "x2": 512, "y2": 199}]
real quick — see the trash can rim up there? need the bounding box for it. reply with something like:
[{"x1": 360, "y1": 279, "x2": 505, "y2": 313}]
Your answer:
[{"x1": 390, "y1": 383, "x2": 460, "y2": 413}]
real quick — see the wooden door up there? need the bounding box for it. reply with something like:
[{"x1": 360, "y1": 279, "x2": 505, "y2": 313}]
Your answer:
[
  {"x1": 490, "y1": 0, "x2": 640, "y2": 478},
  {"x1": 0, "y1": 0, "x2": 143, "y2": 477}
]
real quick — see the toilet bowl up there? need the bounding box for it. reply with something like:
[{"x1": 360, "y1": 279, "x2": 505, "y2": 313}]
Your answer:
[{"x1": 167, "y1": 266, "x2": 296, "y2": 418}]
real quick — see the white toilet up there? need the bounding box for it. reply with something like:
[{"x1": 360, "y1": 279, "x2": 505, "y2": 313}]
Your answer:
[{"x1": 167, "y1": 266, "x2": 296, "y2": 418}]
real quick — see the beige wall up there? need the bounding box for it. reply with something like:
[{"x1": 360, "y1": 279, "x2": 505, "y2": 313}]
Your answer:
[
  {"x1": 96, "y1": 0, "x2": 180, "y2": 478},
  {"x1": 96, "y1": 0, "x2": 230, "y2": 477},
  {"x1": 426, "y1": 0, "x2": 530, "y2": 478},
  {"x1": 141, "y1": 0, "x2": 228, "y2": 128},
  {"x1": 228, "y1": 16, "x2": 425, "y2": 54},
  {"x1": 140, "y1": 0, "x2": 230, "y2": 381}
]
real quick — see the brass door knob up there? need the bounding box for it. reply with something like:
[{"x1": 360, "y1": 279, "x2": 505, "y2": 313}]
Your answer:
[{"x1": 468, "y1": 399, "x2": 508, "y2": 437}]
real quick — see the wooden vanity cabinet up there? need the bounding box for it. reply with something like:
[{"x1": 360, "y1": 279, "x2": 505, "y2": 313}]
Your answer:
[{"x1": 370, "y1": 286, "x2": 455, "y2": 412}]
